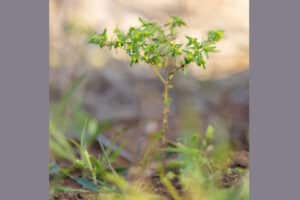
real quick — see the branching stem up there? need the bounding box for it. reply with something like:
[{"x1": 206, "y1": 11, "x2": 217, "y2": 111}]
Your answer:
[
  {"x1": 150, "y1": 65, "x2": 166, "y2": 84},
  {"x1": 168, "y1": 64, "x2": 185, "y2": 81}
]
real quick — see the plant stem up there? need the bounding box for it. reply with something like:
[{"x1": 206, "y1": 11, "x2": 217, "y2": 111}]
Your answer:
[
  {"x1": 99, "y1": 139, "x2": 117, "y2": 176},
  {"x1": 150, "y1": 65, "x2": 166, "y2": 84},
  {"x1": 149, "y1": 64, "x2": 179, "y2": 146},
  {"x1": 162, "y1": 69, "x2": 171, "y2": 144},
  {"x1": 168, "y1": 64, "x2": 185, "y2": 81}
]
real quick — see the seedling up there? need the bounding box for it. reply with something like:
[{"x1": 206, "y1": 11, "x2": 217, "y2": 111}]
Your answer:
[{"x1": 89, "y1": 16, "x2": 223, "y2": 145}]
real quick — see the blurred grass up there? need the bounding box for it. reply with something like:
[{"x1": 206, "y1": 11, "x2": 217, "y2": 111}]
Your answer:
[{"x1": 50, "y1": 98, "x2": 249, "y2": 199}]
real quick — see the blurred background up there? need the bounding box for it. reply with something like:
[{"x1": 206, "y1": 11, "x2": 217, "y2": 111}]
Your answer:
[{"x1": 49, "y1": 0, "x2": 249, "y2": 163}]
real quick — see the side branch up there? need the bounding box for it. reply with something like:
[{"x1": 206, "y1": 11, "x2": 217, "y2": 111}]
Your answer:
[
  {"x1": 168, "y1": 64, "x2": 185, "y2": 81},
  {"x1": 150, "y1": 65, "x2": 167, "y2": 84}
]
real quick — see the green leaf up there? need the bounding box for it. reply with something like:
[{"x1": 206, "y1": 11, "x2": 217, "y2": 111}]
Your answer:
[
  {"x1": 130, "y1": 54, "x2": 139, "y2": 66},
  {"x1": 204, "y1": 45, "x2": 217, "y2": 53},
  {"x1": 74, "y1": 159, "x2": 85, "y2": 169},
  {"x1": 113, "y1": 28, "x2": 127, "y2": 48},
  {"x1": 186, "y1": 36, "x2": 195, "y2": 46},
  {"x1": 168, "y1": 42, "x2": 182, "y2": 57},
  {"x1": 70, "y1": 176, "x2": 99, "y2": 192},
  {"x1": 88, "y1": 33, "x2": 99, "y2": 44},
  {"x1": 138, "y1": 17, "x2": 153, "y2": 26},
  {"x1": 53, "y1": 186, "x2": 87, "y2": 193},
  {"x1": 195, "y1": 53, "x2": 205, "y2": 67},
  {"x1": 208, "y1": 29, "x2": 224, "y2": 42},
  {"x1": 114, "y1": 166, "x2": 128, "y2": 174},
  {"x1": 183, "y1": 50, "x2": 194, "y2": 64},
  {"x1": 168, "y1": 16, "x2": 186, "y2": 27},
  {"x1": 204, "y1": 50, "x2": 209, "y2": 59},
  {"x1": 205, "y1": 125, "x2": 215, "y2": 140},
  {"x1": 88, "y1": 29, "x2": 107, "y2": 47},
  {"x1": 49, "y1": 163, "x2": 60, "y2": 175},
  {"x1": 90, "y1": 156, "x2": 105, "y2": 175}
]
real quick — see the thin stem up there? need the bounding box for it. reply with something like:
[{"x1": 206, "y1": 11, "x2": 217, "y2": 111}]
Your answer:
[
  {"x1": 99, "y1": 139, "x2": 118, "y2": 176},
  {"x1": 161, "y1": 175, "x2": 182, "y2": 200},
  {"x1": 168, "y1": 64, "x2": 185, "y2": 81},
  {"x1": 150, "y1": 65, "x2": 166, "y2": 84},
  {"x1": 162, "y1": 69, "x2": 171, "y2": 144}
]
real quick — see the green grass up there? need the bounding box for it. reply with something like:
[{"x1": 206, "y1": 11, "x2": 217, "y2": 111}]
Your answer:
[
  {"x1": 49, "y1": 113, "x2": 249, "y2": 200},
  {"x1": 49, "y1": 74, "x2": 249, "y2": 200}
]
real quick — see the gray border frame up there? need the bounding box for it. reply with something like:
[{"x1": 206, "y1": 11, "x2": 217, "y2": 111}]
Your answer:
[
  {"x1": 0, "y1": 0, "x2": 300, "y2": 199},
  {"x1": 0, "y1": 0, "x2": 49, "y2": 199},
  {"x1": 250, "y1": 0, "x2": 300, "y2": 199}
]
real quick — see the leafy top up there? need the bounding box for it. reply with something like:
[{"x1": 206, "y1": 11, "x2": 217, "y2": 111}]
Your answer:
[{"x1": 89, "y1": 16, "x2": 223, "y2": 69}]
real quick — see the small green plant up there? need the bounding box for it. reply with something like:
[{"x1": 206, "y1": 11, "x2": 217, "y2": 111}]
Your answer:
[
  {"x1": 48, "y1": 16, "x2": 250, "y2": 200},
  {"x1": 89, "y1": 16, "x2": 223, "y2": 145}
]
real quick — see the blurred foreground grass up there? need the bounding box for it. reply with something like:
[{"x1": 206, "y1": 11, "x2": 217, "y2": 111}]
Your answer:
[{"x1": 49, "y1": 76, "x2": 249, "y2": 200}]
